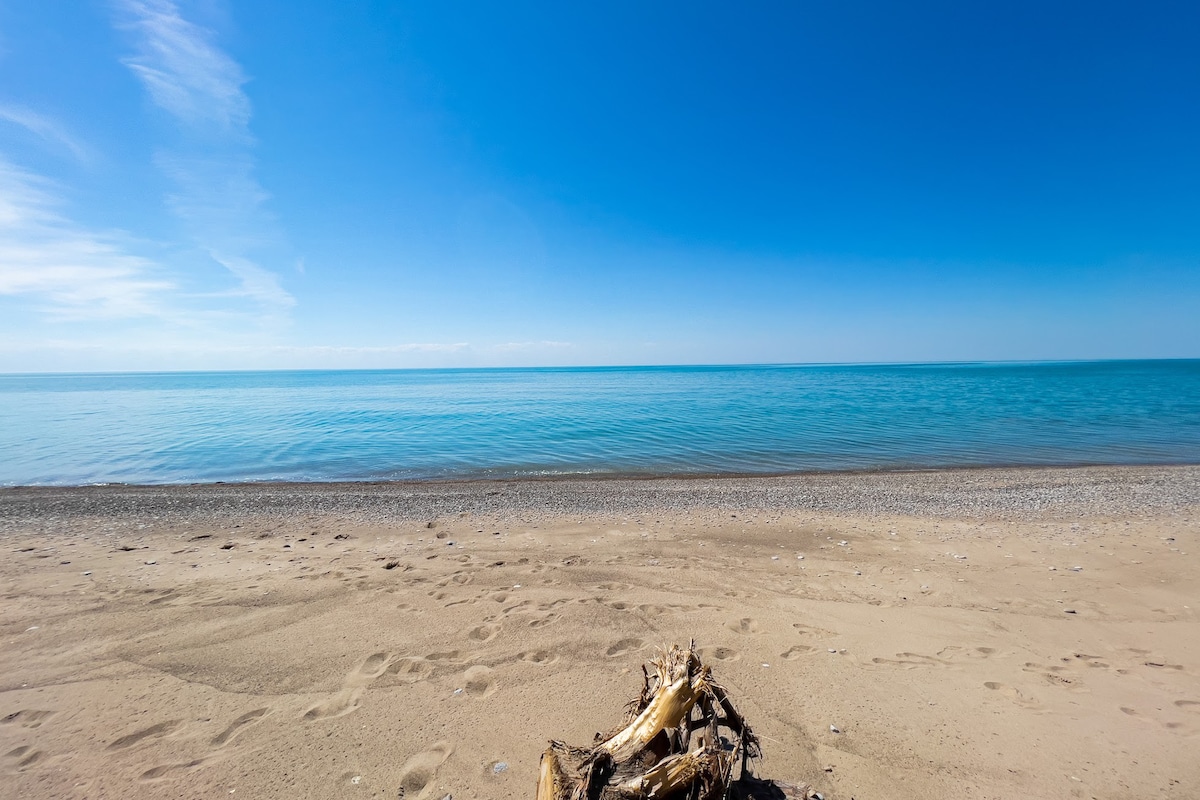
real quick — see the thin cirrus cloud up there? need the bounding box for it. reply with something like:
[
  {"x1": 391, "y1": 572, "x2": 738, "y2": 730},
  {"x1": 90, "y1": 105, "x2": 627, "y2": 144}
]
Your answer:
[
  {"x1": 0, "y1": 104, "x2": 169, "y2": 321},
  {"x1": 117, "y1": 0, "x2": 293, "y2": 316},
  {"x1": 0, "y1": 159, "x2": 174, "y2": 321},
  {"x1": 492, "y1": 341, "x2": 573, "y2": 353},
  {"x1": 0, "y1": 105, "x2": 92, "y2": 163},
  {"x1": 0, "y1": 1, "x2": 291, "y2": 333},
  {"x1": 118, "y1": 0, "x2": 250, "y2": 136}
]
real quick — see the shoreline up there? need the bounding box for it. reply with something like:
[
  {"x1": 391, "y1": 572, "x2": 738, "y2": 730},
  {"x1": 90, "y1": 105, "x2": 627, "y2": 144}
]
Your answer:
[
  {"x1": 3, "y1": 463, "x2": 1199, "y2": 525},
  {"x1": 5, "y1": 457, "x2": 1200, "y2": 489}
]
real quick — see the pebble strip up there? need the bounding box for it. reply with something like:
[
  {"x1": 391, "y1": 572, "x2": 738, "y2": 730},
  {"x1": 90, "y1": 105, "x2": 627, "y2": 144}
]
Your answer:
[{"x1": 1, "y1": 464, "x2": 1197, "y2": 531}]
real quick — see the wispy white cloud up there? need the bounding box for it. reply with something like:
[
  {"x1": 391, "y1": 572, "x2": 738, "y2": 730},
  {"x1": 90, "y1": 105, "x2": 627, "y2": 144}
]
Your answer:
[
  {"x1": 0, "y1": 341, "x2": 471, "y2": 357},
  {"x1": 208, "y1": 252, "x2": 295, "y2": 308},
  {"x1": 116, "y1": 0, "x2": 293, "y2": 315},
  {"x1": 492, "y1": 340, "x2": 573, "y2": 352},
  {"x1": 0, "y1": 159, "x2": 173, "y2": 320},
  {"x1": 279, "y1": 344, "x2": 472, "y2": 355},
  {"x1": 118, "y1": 0, "x2": 250, "y2": 136},
  {"x1": 0, "y1": 105, "x2": 91, "y2": 162},
  {"x1": 0, "y1": 339, "x2": 475, "y2": 372}
]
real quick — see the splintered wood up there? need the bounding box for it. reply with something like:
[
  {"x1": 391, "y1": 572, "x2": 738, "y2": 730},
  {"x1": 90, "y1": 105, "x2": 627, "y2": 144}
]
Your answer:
[{"x1": 536, "y1": 643, "x2": 820, "y2": 800}]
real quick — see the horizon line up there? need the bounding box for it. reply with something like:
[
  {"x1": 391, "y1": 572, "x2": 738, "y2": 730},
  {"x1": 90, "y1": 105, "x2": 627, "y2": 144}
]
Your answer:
[{"x1": 1, "y1": 356, "x2": 1197, "y2": 378}]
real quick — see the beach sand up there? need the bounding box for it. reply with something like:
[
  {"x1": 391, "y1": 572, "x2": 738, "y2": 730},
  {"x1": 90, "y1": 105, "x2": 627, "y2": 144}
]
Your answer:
[{"x1": 1, "y1": 466, "x2": 1198, "y2": 799}]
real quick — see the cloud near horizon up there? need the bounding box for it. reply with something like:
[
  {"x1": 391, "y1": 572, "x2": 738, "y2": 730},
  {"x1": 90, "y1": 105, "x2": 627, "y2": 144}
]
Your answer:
[
  {"x1": 0, "y1": 339, "x2": 478, "y2": 373},
  {"x1": 0, "y1": 160, "x2": 174, "y2": 321},
  {"x1": 491, "y1": 340, "x2": 573, "y2": 352}
]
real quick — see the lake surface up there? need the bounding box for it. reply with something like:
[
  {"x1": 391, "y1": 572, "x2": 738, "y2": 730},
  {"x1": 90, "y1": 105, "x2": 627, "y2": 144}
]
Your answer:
[{"x1": 1, "y1": 361, "x2": 1198, "y2": 485}]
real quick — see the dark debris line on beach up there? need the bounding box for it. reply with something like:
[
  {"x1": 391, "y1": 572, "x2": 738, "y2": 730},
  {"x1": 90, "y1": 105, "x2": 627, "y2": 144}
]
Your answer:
[{"x1": 1, "y1": 466, "x2": 1198, "y2": 531}]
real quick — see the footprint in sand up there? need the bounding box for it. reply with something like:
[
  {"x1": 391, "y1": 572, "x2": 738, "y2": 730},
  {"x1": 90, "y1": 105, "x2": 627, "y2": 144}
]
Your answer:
[
  {"x1": 983, "y1": 681, "x2": 1042, "y2": 710},
  {"x1": 1175, "y1": 700, "x2": 1200, "y2": 713},
  {"x1": 462, "y1": 666, "x2": 497, "y2": 699},
  {"x1": 436, "y1": 572, "x2": 472, "y2": 588},
  {"x1": 5, "y1": 745, "x2": 44, "y2": 769},
  {"x1": 1, "y1": 710, "x2": 55, "y2": 729},
  {"x1": 1120, "y1": 706, "x2": 1163, "y2": 724},
  {"x1": 468, "y1": 622, "x2": 502, "y2": 643},
  {"x1": 870, "y1": 652, "x2": 947, "y2": 669},
  {"x1": 108, "y1": 720, "x2": 184, "y2": 750},
  {"x1": 397, "y1": 741, "x2": 454, "y2": 800},
  {"x1": 211, "y1": 708, "x2": 269, "y2": 747},
  {"x1": 427, "y1": 650, "x2": 464, "y2": 663},
  {"x1": 362, "y1": 651, "x2": 392, "y2": 673},
  {"x1": 606, "y1": 638, "x2": 644, "y2": 657},
  {"x1": 782, "y1": 645, "x2": 814, "y2": 660},
  {"x1": 698, "y1": 646, "x2": 740, "y2": 662},
  {"x1": 302, "y1": 691, "x2": 360, "y2": 722},
  {"x1": 637, "y1": 603, "x2": 675, "y2": 615},
  {"x1": 790, "y1": 623, "x2": 834, "y2": 638},
  {"x1": 502, "y1": 600, "x2": 533, "y2": 615},
  {"x1": 139, "y1": 757, "x2": 210, "y2": 782},
  {"x1": 519, "y1": 650, "x2": 559, "y2": 666},
  {"x1": 387, "y1": 657, "x2": 434, "y2": 683},
  {"x1": 528, "y1": 613, "x2": 558, "y2": 629},
  {"x1": 726, "y1": 617, "x2": 761, "y2": 635},
  {"x1": 1021, "y1": 662, "x2": 1080, "y2": 689},
  {"x1": 1120, "y1": 706, "x2": 1190, "y2": 732},
  {"x1": 936, "y1": 645, "x2": 996, "y2": 660},
  {"x1": 302, "y1": 652, "x2": 393, "y2": 722}
]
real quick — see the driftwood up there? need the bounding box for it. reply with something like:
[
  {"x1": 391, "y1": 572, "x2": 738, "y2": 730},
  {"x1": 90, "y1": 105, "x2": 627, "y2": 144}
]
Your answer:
[{"x1": 535, "y1": 643, "x2": 822, "y2": 800}]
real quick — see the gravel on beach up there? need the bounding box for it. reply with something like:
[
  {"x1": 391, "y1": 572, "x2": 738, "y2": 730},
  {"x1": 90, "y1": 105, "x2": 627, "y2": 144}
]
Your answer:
[{"x1": 2, "y1": 464, "x2": 1197, "y2": 530}]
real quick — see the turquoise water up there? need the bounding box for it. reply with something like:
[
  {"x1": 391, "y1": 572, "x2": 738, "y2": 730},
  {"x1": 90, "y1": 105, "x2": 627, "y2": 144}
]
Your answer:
[{"x1": 0, "y1": 361, "x2": 1197, "y2": 486}]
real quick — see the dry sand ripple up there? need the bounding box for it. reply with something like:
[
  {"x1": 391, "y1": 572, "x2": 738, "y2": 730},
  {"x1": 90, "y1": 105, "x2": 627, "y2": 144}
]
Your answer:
[{"x1": 0, "y1": 465, "x2": 1197, "y2": 799}]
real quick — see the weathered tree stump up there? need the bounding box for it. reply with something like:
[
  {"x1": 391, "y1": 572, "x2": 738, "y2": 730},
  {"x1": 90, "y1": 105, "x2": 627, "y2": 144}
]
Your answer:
[{"x1": 535, "y1": 643, "x2": 822, "y2": 800}]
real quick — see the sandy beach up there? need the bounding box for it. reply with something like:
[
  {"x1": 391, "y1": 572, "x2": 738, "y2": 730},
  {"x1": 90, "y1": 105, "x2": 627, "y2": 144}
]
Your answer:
[{"x1": 1, "y1": 465, "x2": 1197, "y2": 800}]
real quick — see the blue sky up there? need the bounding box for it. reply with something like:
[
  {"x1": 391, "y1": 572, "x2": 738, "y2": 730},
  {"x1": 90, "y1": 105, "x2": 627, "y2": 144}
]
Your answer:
[{"x1": 1, "y1": 1, "x2": 1197, "y2": 371}]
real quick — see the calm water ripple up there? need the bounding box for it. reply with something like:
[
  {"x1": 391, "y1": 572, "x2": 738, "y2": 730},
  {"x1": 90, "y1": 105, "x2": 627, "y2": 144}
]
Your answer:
[{"x1": 1, "y1": 361, "x2": 1198, "y2": 485}]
